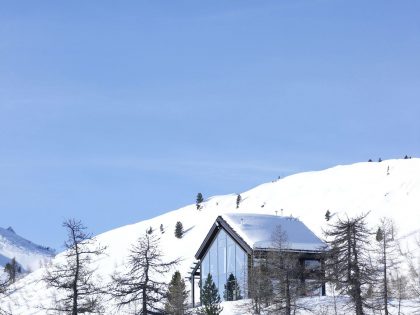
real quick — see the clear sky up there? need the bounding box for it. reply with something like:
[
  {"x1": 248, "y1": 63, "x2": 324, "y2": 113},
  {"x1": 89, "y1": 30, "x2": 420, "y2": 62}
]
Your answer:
[{"x1": 1, "y1": 1, "x2": 419, "y2": 250}]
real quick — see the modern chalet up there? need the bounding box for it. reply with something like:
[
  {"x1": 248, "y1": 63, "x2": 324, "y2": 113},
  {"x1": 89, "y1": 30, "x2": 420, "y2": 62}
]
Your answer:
[{"x1": 189, "y1": 213, "x2": 327, "y2": 306}]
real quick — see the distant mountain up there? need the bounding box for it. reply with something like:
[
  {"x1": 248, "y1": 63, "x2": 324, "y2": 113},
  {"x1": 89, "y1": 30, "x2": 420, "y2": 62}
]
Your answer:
[
  {"x1": 0, "y1": 226, "x2": 55, "y2": 275},
  {"x1": 2, "y1": 158, "x2": 420, "y2": 314}
]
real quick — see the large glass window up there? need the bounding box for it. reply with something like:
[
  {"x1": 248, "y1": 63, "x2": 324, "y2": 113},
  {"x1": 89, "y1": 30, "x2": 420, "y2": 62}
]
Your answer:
[
  {"x1": 209, "y1": 239, "x2": 218, "y2": 290},
  {"x1": 201, "y1": 252, "x2": 209, "y2": 285},
  {"x1": 201, "y1": 228, "x2": 248, "y2": 302},
  {"x1": 227, "y1": 237, "x2": 235, "y2": 276},
  {"x1": 304, "y1": 259, "x2": 321, "y2": 272},
  {"x1": 235, "y1": 243, "x2": 246, "y2": 299},
  {"x1": 218, "y1": 230, "x2": 227, "y2": 299}
]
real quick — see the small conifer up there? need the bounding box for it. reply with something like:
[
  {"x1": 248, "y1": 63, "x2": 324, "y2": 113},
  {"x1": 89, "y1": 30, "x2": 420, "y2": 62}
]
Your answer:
[
  {"x1": 325, "y1": 210, "x2": 331, "y2": 222},
  {"x1": 196, "y1": 193, "x2": 204, "y2": 210},
  {"x1": 165, "y1": 271, "x2": 189, "y2": 315},
  {"x1": 175, "y1": 221, "x2": 184, "y2": 239},
  {"x1": 236, "y1": 194, "x2": 241, "y2": 209},
  {"x1": 224, "y1": 273, "x2": 242, "y2": 301},
  {"x1": 200, "y1": 274, "x2": 223, "y2": 315}
]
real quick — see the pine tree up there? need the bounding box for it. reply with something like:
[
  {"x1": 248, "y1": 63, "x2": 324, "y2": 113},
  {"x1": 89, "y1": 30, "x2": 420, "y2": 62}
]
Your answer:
[
  {"x1": 3, "y1": 258, "x2": 19, "y2": 284},
  {"x1": 165, "y1": 271, "x2": 189, "y2": 315},
  {"x1": 223, "y1": 273, "x2": 242, "y2": 301},
  {"x1": 196, "y1": 193, "x2": 204, "y2": 210},
  {"x1": 200, "y1": 274, "x2": 223, "y2": 315},
  {"x1": 175, "y1": 221, "x2": 184, "y2": 239},
  {"x1": 236, "y1": 194, "x2": 241, "y2": 209},
  {"x1": 325, "y1": 210, "x2": 331, "y2": 222}
]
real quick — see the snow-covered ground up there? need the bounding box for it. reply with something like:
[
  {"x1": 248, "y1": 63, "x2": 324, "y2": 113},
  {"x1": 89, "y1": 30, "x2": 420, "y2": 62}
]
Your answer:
[
  {"x1": 1, "y1": 158, "x2": 420, "y2": 314},
  {"x1": 0, "y1": 226, "x2": 54, "y2": 279},
  {"x1": 220, "y1": 296, "x2": 420, "y2": 315}
]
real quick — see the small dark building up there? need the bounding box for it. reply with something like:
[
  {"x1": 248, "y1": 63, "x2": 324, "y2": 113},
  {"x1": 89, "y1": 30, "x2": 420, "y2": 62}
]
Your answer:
[{"x1": 189, "y1": 213, "x2": 327, "y2": 306}]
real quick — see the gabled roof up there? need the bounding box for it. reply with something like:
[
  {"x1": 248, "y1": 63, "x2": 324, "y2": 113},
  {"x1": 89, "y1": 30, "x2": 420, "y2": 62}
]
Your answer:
[
  {"x1": 195, "y1": 213, "x2": 326, "y2": 260},
  {"x1": 223, "y1": 213, "x2": 326, "y2": 251}
]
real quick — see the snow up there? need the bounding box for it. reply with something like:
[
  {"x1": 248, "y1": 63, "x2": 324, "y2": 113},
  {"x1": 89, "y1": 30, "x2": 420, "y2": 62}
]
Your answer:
[
  {"x1": 222, "y1": 213, "x2": 326, "y2": 251},
  {"x1": 1, "y1": 158, "x2": 420, "y2": 314},
  {"x1": 0, "y1": 226, "x2": 55, "y2": 274}
]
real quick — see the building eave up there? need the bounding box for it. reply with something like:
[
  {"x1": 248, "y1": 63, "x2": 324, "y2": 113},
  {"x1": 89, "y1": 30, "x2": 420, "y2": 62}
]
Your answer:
[{"x1": 194, "y1": 215, "x2": 253, "y2": 260}]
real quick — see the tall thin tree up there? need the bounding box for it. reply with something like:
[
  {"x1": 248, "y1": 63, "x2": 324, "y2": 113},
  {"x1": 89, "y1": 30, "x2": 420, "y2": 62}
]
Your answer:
[
  {"x1": 374, "y1": 218, "x2": 399, "y2": 315},
  {"x1": 164, "y1": 271, "x2": 189, "y2": 315},
  {"x1": 111, "y1": 232, "x2": 179, "y2": 315},
  {"x1": 324, "y1": 213, "x2": 375, "y2": 315},
  {"x1": 43, "y1": 219, "x2": 106, "y2": 315}
]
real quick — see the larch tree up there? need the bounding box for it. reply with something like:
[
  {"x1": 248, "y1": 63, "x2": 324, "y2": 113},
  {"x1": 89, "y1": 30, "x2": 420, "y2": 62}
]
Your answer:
[
  {"x1": 43, "y1": 219, "x2": 106, "y2": 315},
  {"x1": 111, "y1": 232, "x2": 179, "y2": 315},
  {"x1": 324, "y1": 213, "x2": 376, "y2": 315},
  {"x1": 0, "y1": 278, "x2": 12, "y2": 315},
  {"x1": 374, "y1": 217, "x2": 400, "y2": 315},
  {"x1": 405, "y1": 232, "x2": 420, "y2": 311},
  {"x1": 267, "y1": 226, "x2": 303, "y2": 315},
  {"x1": 248, "y1": 257, "x2": 273, "y2": 314}
]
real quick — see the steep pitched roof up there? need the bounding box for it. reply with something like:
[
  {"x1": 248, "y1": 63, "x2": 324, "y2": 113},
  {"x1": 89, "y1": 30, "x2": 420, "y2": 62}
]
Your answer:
[
  {"x1": 222, "y1": 213, "x2": 326, "y2": 252},
  {"x1": 195, "y1": 213, "x2": 326, "y2": 260}
]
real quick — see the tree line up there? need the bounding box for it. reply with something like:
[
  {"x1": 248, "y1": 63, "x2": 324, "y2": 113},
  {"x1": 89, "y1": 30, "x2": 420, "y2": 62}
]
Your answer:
[{"x1": 1, "y1": 213, "x2": 419, "y2": 315}]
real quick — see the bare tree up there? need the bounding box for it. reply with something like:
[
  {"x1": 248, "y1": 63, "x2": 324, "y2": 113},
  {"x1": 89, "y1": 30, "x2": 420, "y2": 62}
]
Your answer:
[
  {"x1": 267, "y1": 226, "x2": 308, "y2": 315},
  {"x1": 324, "y1": 213, "x2": 375, "y2": 315},
  {"x1": 374, "y1": 217, "x2": 400, "y2": 315},
  {"x1": 43, "y1": 219, "x2": 106, "y2": 315},
  {"x1": 111, "y1": 232, "x2": 179, "y2": 315},
  {"x1": 0, "y1": 279, "x2": 12, "y2": 315},
  {"x1": 248, "y1": 256, "x2": 273, "y2": 314},
  {"x1": 389, "y1": 271, "x2": 409, "y2": 315},
  {"x1": 406, "y1": 232, "x2": 420, "y2": 311}
]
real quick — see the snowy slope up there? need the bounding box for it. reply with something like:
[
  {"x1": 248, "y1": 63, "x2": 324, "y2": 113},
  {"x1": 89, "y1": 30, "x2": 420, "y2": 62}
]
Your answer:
[
  {"x1": 2, "y1": 158, "x2": 420, "y2": 314},
  {"x1": 0, "y1": 227, "x2": 55, "y2": 279}
]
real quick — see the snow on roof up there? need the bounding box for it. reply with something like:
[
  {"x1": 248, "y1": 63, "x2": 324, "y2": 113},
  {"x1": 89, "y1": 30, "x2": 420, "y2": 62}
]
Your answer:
[{"x1": 221, "y1": 213, "x2": 326, "y2": 251}]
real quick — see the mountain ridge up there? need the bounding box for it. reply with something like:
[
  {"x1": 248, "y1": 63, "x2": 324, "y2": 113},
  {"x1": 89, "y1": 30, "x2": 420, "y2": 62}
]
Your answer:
[{"x1": 2, "y1": 158, "x2": 420, "y2": 314}]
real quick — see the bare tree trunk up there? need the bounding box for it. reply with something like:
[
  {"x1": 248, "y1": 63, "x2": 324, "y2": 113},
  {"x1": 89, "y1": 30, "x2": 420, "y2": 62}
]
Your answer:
[
  {"x1": 285, "y1": 273, "x2": 291, "y2": 315},
  {"x1": 383, "y1": 235, "x2": 388, "y2": 315},
  {"x1": 72, "y1": 227, "x2": 79, "y2": 315}
]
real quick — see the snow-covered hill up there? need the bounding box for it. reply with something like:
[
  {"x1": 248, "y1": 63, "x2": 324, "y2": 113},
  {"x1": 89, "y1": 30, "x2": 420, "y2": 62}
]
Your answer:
[
  {"x1": 1, "y1": 158, "x2": 420, "y2": 314},
  {"x1": 0, "y1": 226, "x2": 55, "y2": 278}
]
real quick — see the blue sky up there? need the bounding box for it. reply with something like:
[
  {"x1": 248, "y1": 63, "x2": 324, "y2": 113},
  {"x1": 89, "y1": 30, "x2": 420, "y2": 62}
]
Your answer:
[{"x1": 1, "y1": 1, "x2": 419, "y2": 250}]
